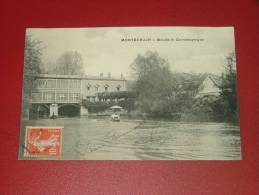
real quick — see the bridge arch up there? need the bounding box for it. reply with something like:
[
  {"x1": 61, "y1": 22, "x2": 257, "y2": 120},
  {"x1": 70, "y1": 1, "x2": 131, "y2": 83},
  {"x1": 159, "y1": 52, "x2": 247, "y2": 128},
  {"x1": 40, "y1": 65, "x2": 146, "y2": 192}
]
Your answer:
[
  {"x1": 58, "y1": 103, "x2": 81, "y2": 109},
  {"x1": 29, "y1": 104, "x2": 50, "y2": 119},
  {"x1": 58, "y1": 103, "x2": 81, "y2": 117}
]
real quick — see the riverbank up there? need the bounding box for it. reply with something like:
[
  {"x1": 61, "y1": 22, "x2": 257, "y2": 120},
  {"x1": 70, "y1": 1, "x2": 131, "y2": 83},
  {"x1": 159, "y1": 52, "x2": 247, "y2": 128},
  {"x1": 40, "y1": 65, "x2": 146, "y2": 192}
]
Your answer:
[{"x1": 85, "y1": 111, "x2": 239, "y2": 124}]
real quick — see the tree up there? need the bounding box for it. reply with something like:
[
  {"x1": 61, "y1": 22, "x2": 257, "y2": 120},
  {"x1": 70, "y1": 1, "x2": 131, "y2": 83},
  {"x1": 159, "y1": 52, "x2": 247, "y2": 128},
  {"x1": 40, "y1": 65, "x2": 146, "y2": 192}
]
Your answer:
[
  {"x1": 22, "y1": 34, "x2": 43, "y2": 118},
  {"x1": 220, "y1": 52, "x2": 239, "y2": 122},
  {"x1": 50, "y1": 51, "x2": 84, "y2": 75},
  {"x1": 130, "y1": 51, "x2": 175, "y2": 117}
]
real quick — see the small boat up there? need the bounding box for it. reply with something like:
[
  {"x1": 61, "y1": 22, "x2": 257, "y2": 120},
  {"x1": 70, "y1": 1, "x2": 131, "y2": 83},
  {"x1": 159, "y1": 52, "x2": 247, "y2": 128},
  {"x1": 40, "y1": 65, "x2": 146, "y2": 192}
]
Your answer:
[{"x1": 111, "y1": 113, "x2": 120, "y2": 122}]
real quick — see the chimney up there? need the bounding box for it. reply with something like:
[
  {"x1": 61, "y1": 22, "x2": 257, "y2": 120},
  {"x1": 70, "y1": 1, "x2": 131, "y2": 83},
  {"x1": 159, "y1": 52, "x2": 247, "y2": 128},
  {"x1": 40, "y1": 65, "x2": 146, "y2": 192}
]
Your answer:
[{"x1": 107, "y1": 72, "x2": 111, "y2": 78}]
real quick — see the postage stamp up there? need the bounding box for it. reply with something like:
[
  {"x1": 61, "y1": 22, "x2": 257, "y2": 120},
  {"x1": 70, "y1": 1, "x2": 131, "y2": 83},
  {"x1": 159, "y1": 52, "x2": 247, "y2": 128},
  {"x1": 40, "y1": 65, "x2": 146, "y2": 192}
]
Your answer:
[{"x1": 24, "y1": 127, "x2": 63, "y2": 157}]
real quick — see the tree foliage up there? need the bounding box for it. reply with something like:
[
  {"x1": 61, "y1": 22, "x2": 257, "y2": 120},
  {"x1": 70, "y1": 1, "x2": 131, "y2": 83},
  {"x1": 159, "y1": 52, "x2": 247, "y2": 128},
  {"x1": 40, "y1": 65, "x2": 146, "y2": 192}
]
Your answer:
[
  {"x1": 220, "y1": 52, "x2": 239, "y2": 122},
  {"x1": 22, "y1": 34, "x2": 43, "y2": 118},
  {"x1": 130, "y1": 51, "x2": 175, "y2": 116},
  {"x1": 130, "y1": 51, "x2": 239, "y2": 122},
  {"x1": 50, "y1": 51, "x2": 84, "y2": 75},
  {"x1": 184, "y1": 52, "x2": 239, "y2": 122}
]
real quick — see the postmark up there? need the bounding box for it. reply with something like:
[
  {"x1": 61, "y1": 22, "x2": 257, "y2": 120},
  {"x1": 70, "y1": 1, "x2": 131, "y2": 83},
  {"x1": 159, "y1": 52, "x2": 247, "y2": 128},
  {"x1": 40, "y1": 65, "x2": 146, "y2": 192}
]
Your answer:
[{"x1": 24, "y1": 126, "x2": 63, "y2": 157}]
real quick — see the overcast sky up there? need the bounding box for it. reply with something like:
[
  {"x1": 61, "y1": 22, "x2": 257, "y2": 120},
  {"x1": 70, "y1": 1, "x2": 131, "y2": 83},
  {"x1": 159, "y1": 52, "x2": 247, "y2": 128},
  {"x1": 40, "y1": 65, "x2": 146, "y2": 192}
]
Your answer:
[{"x1": 27, "y1": 27, "x2": 236, "y2": 78}]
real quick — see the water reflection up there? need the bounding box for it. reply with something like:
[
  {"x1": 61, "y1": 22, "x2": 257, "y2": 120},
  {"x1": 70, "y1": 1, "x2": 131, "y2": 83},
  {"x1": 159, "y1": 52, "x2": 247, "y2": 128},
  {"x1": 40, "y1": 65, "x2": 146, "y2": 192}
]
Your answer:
[{"x1": 20, "y1": 117, "x2": 241, "y2": 160}]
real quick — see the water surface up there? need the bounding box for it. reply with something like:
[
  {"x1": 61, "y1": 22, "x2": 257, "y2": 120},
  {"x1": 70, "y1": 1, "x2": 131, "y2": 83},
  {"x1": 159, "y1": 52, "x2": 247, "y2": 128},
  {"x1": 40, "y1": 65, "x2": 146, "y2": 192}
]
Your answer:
[{"x1": 19, "y1": 117, "x2": 241, "y2": 160}]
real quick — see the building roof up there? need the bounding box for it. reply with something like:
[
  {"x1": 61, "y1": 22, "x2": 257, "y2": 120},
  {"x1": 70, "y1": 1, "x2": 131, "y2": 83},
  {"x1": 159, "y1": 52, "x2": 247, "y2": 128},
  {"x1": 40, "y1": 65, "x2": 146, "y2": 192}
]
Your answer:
[
  {"x1": 174, "y1": 73, "x2": 207, "y2": 91},
  {"x1": 26, "y1": 74, "x2": 127, "y2": 81},
  {"x1": 207, "y1": 74, "x2": 222, "y2": 87}
]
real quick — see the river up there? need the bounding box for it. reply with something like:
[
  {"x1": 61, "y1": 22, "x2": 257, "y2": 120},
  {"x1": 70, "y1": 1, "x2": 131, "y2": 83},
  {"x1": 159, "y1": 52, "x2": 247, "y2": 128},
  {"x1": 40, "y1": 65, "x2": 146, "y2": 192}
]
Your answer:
[{"x1": 19, "y1": 117, "x2": 241, "y2": 160}]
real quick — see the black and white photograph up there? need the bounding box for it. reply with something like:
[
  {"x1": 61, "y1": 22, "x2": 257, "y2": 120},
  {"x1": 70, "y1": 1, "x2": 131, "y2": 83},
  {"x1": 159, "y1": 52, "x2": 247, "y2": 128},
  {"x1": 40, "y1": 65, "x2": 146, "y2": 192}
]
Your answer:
[{"x1": 19, "y1": 27, "x2": 241, "y2": 160}]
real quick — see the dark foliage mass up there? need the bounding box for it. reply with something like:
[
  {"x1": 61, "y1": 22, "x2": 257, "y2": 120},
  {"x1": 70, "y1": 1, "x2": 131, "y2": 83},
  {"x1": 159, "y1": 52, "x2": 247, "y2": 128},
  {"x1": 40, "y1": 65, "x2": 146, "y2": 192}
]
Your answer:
[
  {"x1": 130, "y1": 51, "x2": 175, "y2": 117},
  {"x1": 82, "y1": 101, "x2": 114, "y2": 113},
  {"x1": 83, "y1": 94, "x2": 135, "y2": 113},
  {"x1": 220, "y1": 52, "x2": 239, "y2": 122},
  {"x1": 130, "y1": 51, "x2": 239, "y2": 122},
  {"x1": 22, "y1": 34, "x2": 43, "y2": 118}
]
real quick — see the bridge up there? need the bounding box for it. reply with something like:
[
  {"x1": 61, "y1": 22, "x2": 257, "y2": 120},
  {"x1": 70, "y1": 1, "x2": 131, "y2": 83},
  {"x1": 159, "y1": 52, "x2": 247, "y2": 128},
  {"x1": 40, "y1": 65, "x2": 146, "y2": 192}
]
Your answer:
[{"x1": 29, "y1": 74, "x2": 127, "y2": 119}]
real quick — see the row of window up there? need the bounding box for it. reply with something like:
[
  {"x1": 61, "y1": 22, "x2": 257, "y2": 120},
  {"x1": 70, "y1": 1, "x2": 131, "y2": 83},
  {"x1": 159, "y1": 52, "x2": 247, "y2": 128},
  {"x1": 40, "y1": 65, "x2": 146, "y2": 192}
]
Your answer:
[
  {"x1": 35, "y1": 79, "x2": 123, "y2": 92},
  {"x1": 86, "y1": 84, "x2": 121, "y2": 92},
  {"x1": 31, "y1": 92, "x2": 80, "y2": 102},
  {"x1": 35, "y1": 79, "x2": 81, "y2": 89}
]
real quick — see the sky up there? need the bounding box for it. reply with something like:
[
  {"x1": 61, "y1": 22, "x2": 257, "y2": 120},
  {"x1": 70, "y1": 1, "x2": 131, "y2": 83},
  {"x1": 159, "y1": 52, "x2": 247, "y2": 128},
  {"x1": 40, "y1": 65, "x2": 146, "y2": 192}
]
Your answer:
[{"x1": 27, "y1": 27, "x2": 236, "y2": 78}]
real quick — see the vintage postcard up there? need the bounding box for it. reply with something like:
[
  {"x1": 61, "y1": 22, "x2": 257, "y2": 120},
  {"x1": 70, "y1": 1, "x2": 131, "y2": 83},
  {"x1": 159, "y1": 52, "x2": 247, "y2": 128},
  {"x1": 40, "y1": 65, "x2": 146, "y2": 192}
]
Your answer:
[{"x1": 19, "y1": 27, "x2": 241, "y2": 160}]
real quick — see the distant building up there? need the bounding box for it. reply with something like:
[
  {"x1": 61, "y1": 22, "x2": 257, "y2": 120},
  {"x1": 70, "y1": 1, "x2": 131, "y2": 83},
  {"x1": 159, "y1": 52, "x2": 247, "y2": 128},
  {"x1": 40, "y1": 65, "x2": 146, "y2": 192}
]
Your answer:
[
  {"x1": 174, "y1": 73, "x2": 222, "y2": 98},
  {"x1": 28, "y1": 74, "x2": 127, "y2": 118},
  {"x1": 195, "y1": 75, "x2": 221, "y2": 98}
]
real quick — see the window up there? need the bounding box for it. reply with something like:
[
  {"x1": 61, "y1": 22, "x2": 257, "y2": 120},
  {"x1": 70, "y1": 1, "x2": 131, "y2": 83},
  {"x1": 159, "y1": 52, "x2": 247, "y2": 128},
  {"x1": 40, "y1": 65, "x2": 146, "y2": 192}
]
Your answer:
[
  {"x1": 69, "y1": 80, "x2": 77, "y2": 88},
  {"x1": 72, "y1": 93, "x2": 79, "y2": 101},
  {"x1": 61, "y1": 80, "x2": 68, "y2": 88},
  {"x1": 37, "y1": 79, "x2": 47, "y2": 88},
  {"x1": 86, "y1": 84, "x2": 91, "y2": 91},
  {"x1": 43, "y1": 92, "x2": 55, "y2": 102},
  {"x1": 31, "y1": 92, "x2": 42, "y2": 102},
  {"x1": 77, "y1": 80, "x2": 81, "y2": 88},
  {"x1": 59, "y1": 93, "x2": 67, "y2": 101},
  {"x1": 95, "y1": 84, "x2": 100, "y2": 91},
  {"x1": 57, "y1": 79, "x2": 61, "y2": 88},
  {"x1": 117, "y1": 85, "x2": 121, "y2": 91},
  {"x1": 104, "y1": 84, "x2": 109, "y2": 92}
]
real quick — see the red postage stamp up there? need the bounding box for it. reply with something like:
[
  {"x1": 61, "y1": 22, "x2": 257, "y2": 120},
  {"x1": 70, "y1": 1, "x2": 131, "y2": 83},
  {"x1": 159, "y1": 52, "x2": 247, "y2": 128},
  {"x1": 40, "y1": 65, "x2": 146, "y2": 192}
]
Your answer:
[{"x1": 24, "y1": 127, "x2": 63, "y2": 157}]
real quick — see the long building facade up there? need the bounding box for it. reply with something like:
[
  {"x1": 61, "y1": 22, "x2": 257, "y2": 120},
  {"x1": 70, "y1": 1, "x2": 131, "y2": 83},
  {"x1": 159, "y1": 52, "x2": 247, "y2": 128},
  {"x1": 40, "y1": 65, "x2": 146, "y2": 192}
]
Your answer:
[{"x1": 29, "y1": 74, "x2": 127, "y2": 118}]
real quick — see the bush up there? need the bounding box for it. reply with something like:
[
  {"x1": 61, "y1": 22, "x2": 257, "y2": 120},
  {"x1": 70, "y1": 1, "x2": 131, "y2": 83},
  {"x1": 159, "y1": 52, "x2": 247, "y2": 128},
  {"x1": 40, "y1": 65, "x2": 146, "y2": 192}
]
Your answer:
[{"x1": 83, "y1": 100, "x2": 115, "y2": 113}]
